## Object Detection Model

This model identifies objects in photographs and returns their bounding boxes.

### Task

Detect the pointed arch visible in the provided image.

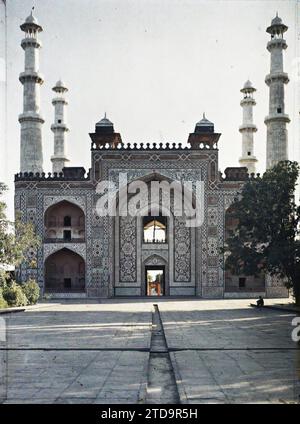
[44,200,85,241]
[112,170,198,216]
[44,248,85,293]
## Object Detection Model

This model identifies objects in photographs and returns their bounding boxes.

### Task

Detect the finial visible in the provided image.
[276,11,278,17]
[104,112,107,119]
[203,112,206,119]
[31,6,34,15]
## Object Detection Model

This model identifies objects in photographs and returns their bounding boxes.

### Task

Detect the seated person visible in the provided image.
[257,296,264,307]
[250,296,264,308]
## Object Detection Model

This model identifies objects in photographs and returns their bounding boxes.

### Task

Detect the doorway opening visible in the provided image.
[64,278,72,289]
[63,230,71,241]
[146,266,165,296]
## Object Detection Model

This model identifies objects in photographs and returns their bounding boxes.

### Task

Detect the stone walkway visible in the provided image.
[158,300,297,403]
[1,301,152,404]
[0,299,298,404]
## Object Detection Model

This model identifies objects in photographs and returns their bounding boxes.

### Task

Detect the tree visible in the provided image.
[0,183,40,284]
[224,161,300,305]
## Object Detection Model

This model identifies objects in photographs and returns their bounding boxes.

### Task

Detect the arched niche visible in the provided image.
[44,248,85,293]
[44,200,85,241]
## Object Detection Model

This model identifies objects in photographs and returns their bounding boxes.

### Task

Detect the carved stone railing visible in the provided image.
[91,141,218,151]
[221,167,262,181]
[143,239,167,244]
[44,238,86,243]
[15,170,90,182]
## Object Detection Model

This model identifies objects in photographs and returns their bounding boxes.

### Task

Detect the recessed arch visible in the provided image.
[144,253,167,266]
[44,200,85,241]
[143,216,167,243]
[44,248,85,293]
[44,245,86,262]
[113,171,198,216]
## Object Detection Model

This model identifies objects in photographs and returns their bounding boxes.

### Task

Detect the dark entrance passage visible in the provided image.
[64,278,72,289]
[45,248,85,293]
[146,266,165,296]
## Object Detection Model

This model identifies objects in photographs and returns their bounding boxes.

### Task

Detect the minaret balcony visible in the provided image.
[240,98,256,106]
[51,123,69,132]
[265,72,289,85]
[18,111,45,124]
[51,154,69,162]
[239,124,257,132]
[267,38,287,51]
[239,156,258,163]
[19,71,44,84]
[21,37,42,49]
[264,114,290,124]
[52,97,68,106]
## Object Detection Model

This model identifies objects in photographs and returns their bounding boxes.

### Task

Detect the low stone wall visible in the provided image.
[44,292,87,299]
[224,291,266,299]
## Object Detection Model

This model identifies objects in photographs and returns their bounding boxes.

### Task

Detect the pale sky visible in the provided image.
[1,0,299,218]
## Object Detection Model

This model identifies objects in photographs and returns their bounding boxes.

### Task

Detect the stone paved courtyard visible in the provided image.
[0,299,298,404]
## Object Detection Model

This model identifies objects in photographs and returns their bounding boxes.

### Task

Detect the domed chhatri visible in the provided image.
[52,80,68,93]
[20,9,43,32]
[96,113,114,127]
[271,15,282,25]
[188,112,220,148]
[266,13,288,34]
[241,80,256,93]
[25,12,38,24]
[196,113,214,128]
[195,113,214,133]
[90,113,122,147]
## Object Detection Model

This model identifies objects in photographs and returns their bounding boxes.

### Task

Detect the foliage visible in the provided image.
[0,288,8,309]
[0,183,40,282]
[0,183,41,309]
[224,161,300,305]
[0,269,7,288]
[22,279,40,305]
[2,282,28,307]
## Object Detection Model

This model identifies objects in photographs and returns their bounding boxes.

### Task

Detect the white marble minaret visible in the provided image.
[19,10,44,173]
[51,80,69,173]
[239,80,258,174]
[265,14,290,169]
